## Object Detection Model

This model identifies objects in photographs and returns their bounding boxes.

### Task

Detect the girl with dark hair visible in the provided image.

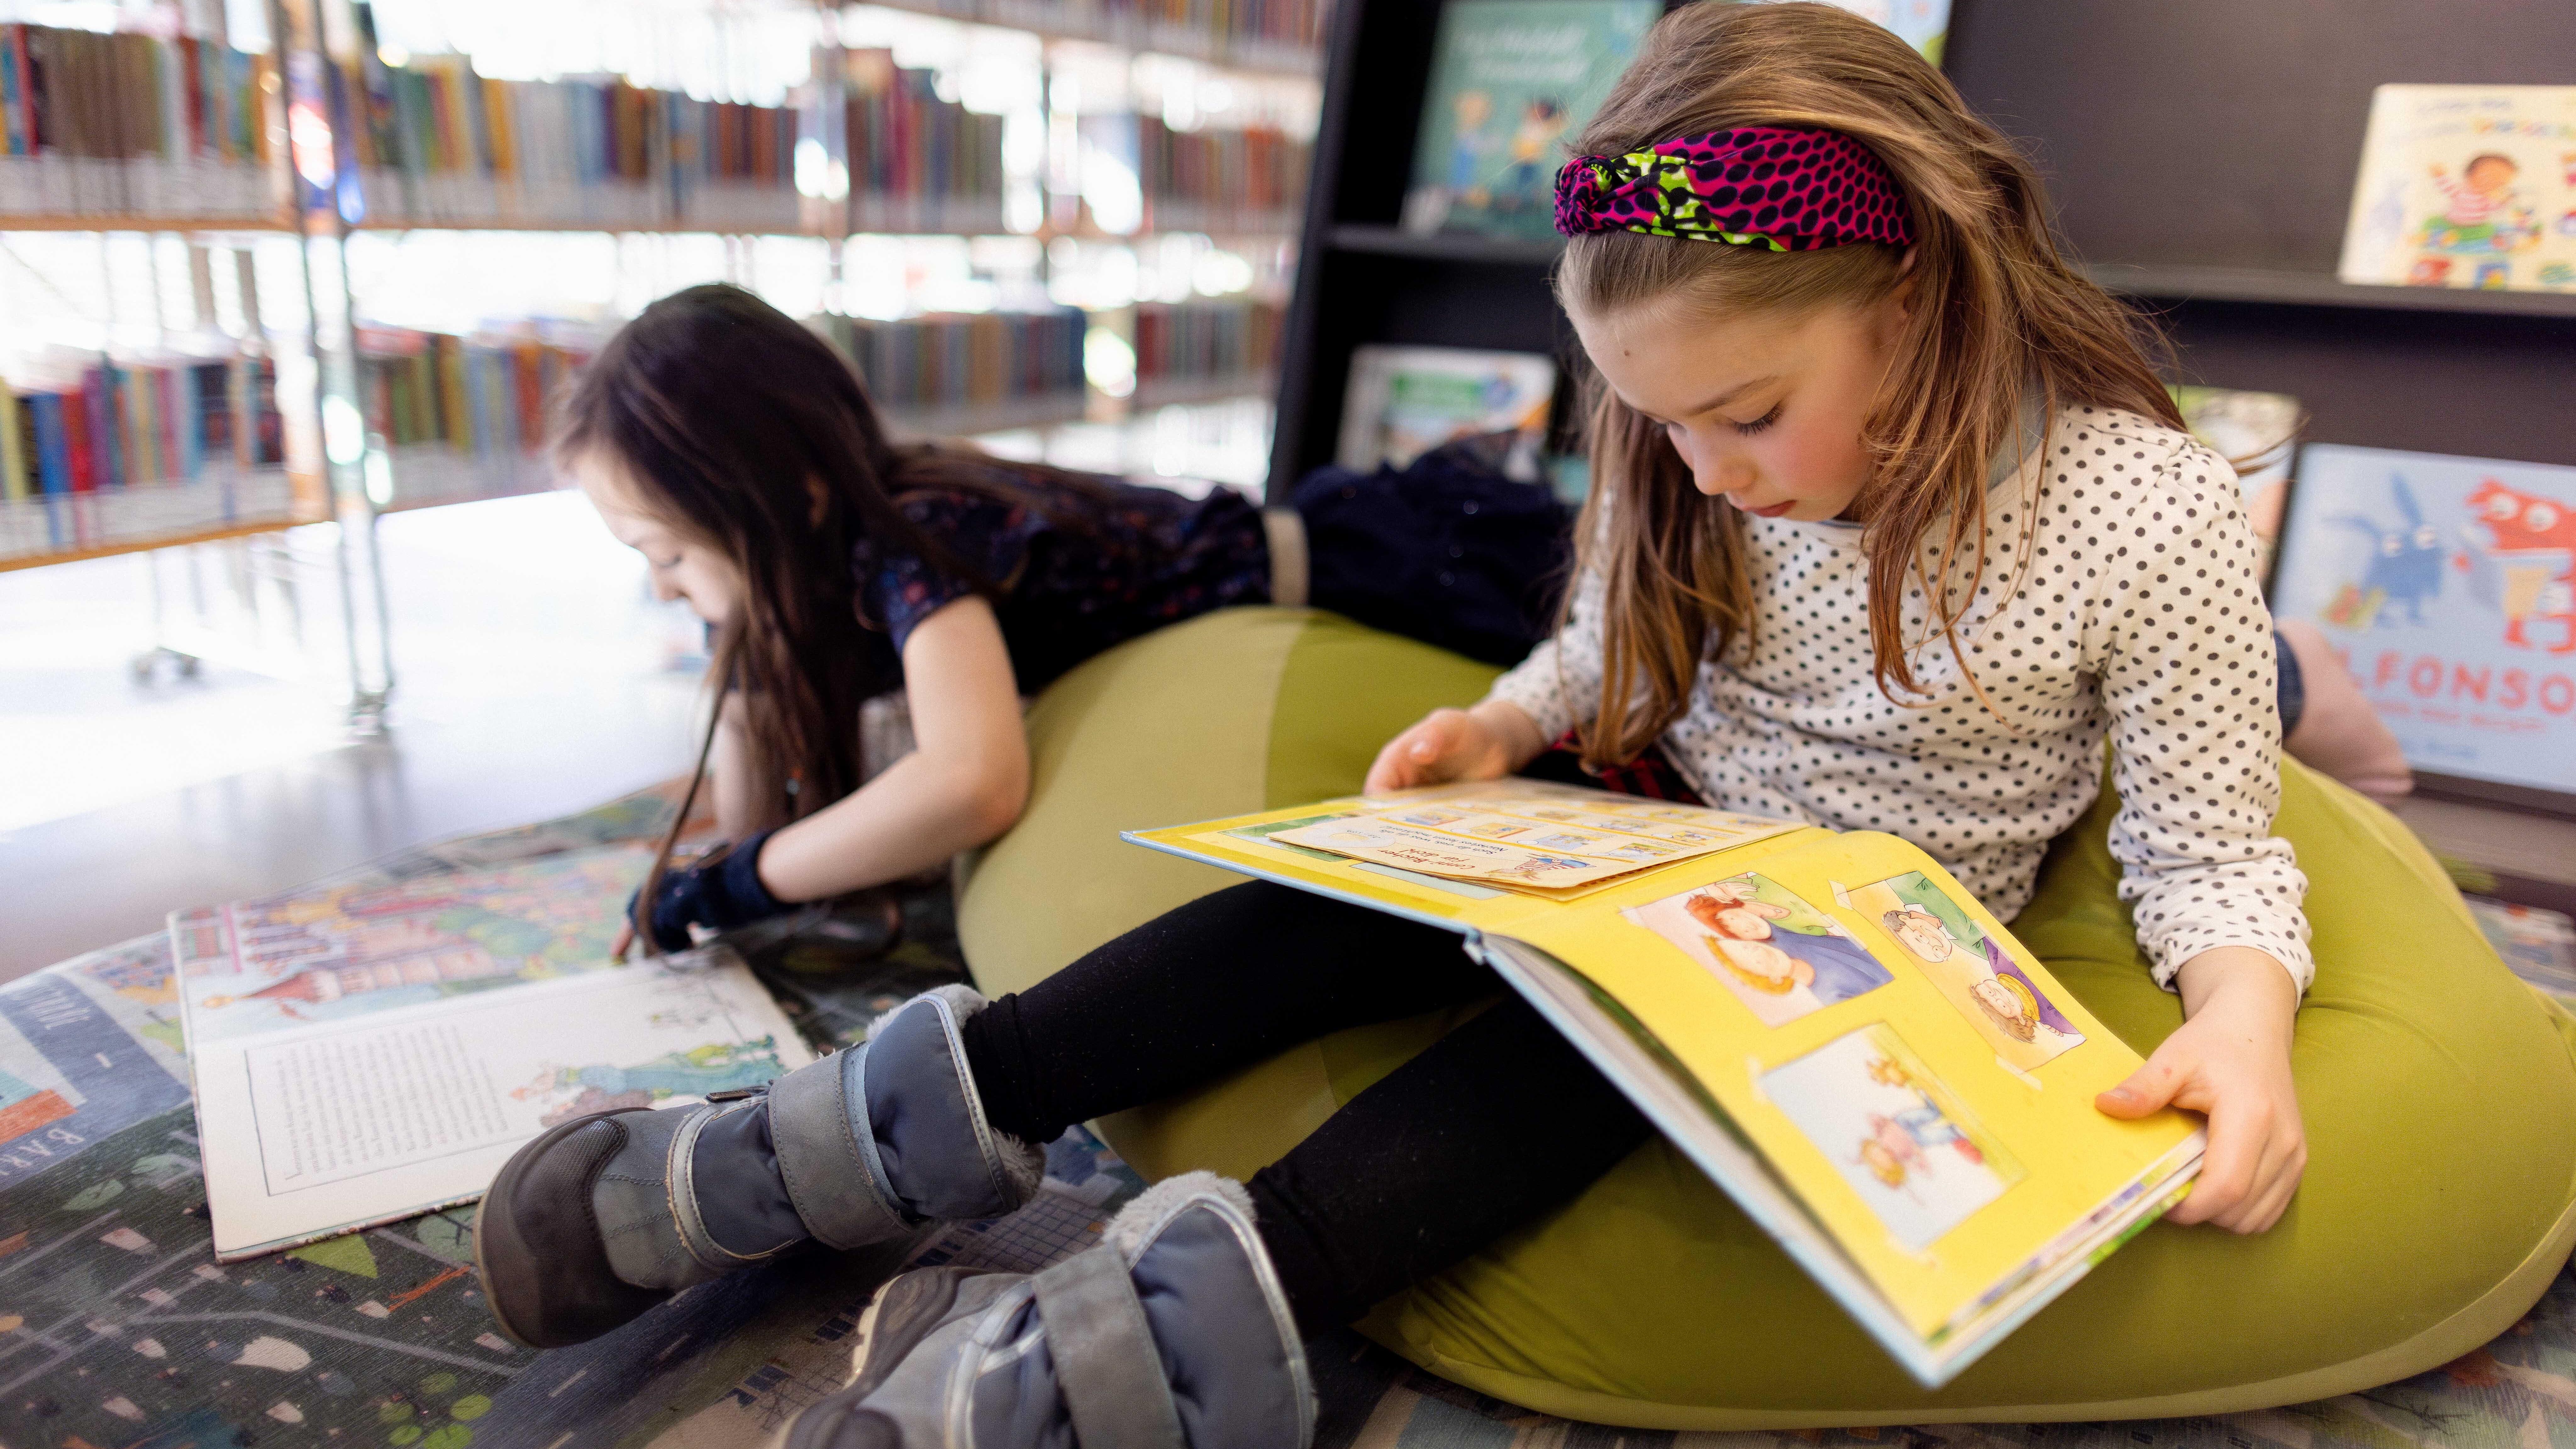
[555,282,1565,955]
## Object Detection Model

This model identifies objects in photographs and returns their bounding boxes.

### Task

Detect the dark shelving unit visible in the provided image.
[1943,0,2576,473]
[1265,0,1595,498]
[1269,0,2576,827]
[1269,0,2576,500]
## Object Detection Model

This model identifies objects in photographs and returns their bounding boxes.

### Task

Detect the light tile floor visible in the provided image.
[0,489,707,979]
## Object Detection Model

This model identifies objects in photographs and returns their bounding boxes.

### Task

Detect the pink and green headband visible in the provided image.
[1553,125,1913,251]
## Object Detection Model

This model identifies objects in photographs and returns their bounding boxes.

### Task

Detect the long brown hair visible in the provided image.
[555,283,1112,947]
[1553,1,2182,769]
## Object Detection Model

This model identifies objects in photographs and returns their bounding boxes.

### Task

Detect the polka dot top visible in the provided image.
[1487,406,2314,993]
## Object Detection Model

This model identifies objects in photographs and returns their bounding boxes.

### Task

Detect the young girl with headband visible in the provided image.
[556,284,1565,958]
[482,7,2324,1440]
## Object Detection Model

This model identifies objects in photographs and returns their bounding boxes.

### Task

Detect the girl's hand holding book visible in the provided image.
[1366,701,1549,794]
[2094,947,2308,1234]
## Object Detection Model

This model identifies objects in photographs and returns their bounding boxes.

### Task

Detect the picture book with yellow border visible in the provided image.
[1125,779,2205,1387]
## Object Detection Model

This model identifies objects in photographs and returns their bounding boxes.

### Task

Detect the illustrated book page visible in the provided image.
[1333,344,1558,482]
[1399,0,1660,243]
[182,951,811,1260]
[169,841,816,1259]
[1126,782,2203,1385]
[168,842,654,1049]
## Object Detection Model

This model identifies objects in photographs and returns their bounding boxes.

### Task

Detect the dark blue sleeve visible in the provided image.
[856,491,1041,654]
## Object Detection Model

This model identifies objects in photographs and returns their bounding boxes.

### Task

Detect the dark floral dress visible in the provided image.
[850,466,1271,693]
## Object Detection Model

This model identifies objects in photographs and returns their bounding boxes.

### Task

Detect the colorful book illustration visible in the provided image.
[1335,344,1558,482]
[169,844,810,1261]
[2173,384,2302,557]
[1400,0,1661,243]
[2468,897,2576,1005]
[2270,443,2576,800]
[2337,85,2576,293]
[1812,0,1952,64]
[1398,0,1945,247]
[1128,779,2205,1386]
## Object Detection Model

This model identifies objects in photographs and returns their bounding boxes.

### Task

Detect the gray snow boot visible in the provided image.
[778,1171,1313,1449]
[475,985,1043,1348]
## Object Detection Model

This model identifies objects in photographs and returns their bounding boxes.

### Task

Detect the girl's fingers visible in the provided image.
[1368,713,1470,794]
[2243,1147,2307,1232]
[2230,1132,2306,1233]
[2169,1094,2256,1225]
[2095,1043,2190,1119]
[2209,1135,2285,1232]
[1365,723,1437,793]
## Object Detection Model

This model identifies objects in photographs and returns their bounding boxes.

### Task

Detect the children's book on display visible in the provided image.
[2338,85,2576,293]
[1400,0,1661,242]
[169,837,811,1261]
[2172,385,2302,565]
[1396,0,1951,245]
[2271,444,2576,806]
[1128,780,2205,1386]
[1335,344,1557,482]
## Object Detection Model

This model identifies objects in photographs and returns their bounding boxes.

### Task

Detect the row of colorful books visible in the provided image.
[1137,118,1309,235]
[1132,297,1282,387]
[928,0,1325,72]
[0,352,297,563]
[0,23,276,220]
[805,308,1089,426]
[342,59,802,232]
[837,49,1008,237]
[1,353,285,499]
[355,327,597,469]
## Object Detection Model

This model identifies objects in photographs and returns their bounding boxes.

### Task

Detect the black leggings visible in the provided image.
[958,882,1651,1337]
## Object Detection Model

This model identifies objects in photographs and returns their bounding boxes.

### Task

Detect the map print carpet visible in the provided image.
[3,789,2572,1449]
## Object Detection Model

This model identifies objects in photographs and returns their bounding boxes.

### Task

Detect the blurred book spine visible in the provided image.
[973,0,1327,71]
[1132,297,1280,402]
[1,352,295,564]
[838,48,1007,236]
[1137,118,1308,236]
[354,324,597,509]
[0,22,279,224]
[806,308,1088,434]
[346,52,801,232]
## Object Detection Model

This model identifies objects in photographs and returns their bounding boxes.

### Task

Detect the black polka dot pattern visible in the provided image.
[1554,126,1915,251]
[1490,407,2314,993]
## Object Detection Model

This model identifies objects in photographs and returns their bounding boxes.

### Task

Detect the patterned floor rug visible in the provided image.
[5,789,2570,1449]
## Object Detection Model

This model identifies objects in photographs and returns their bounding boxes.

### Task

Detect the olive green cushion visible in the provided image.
[957,607,2576,1429]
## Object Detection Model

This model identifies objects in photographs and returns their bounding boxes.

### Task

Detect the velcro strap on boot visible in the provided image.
[1034,1247,1186,1449]
[769,1048,911,1250]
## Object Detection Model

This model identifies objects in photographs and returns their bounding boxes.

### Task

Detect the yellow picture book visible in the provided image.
[1125,780,2205,1387]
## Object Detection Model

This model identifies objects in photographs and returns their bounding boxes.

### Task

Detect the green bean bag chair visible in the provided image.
[956,606,2576,1429]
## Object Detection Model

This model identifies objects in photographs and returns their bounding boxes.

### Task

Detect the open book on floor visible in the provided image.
[169,845,812,1261]
[1125,780,2204,1387]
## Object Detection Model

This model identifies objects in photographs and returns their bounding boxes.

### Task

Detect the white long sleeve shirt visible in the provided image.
[1488,405,2314,992]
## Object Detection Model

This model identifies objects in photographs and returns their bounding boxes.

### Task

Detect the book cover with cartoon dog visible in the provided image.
[1127,780,2204,1387]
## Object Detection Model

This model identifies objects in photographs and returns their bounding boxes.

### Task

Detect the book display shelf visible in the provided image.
[1946,0,2576,871]
[2,0,1323,729]
[1267,0,2576,897]
[1272,0,2575,488]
